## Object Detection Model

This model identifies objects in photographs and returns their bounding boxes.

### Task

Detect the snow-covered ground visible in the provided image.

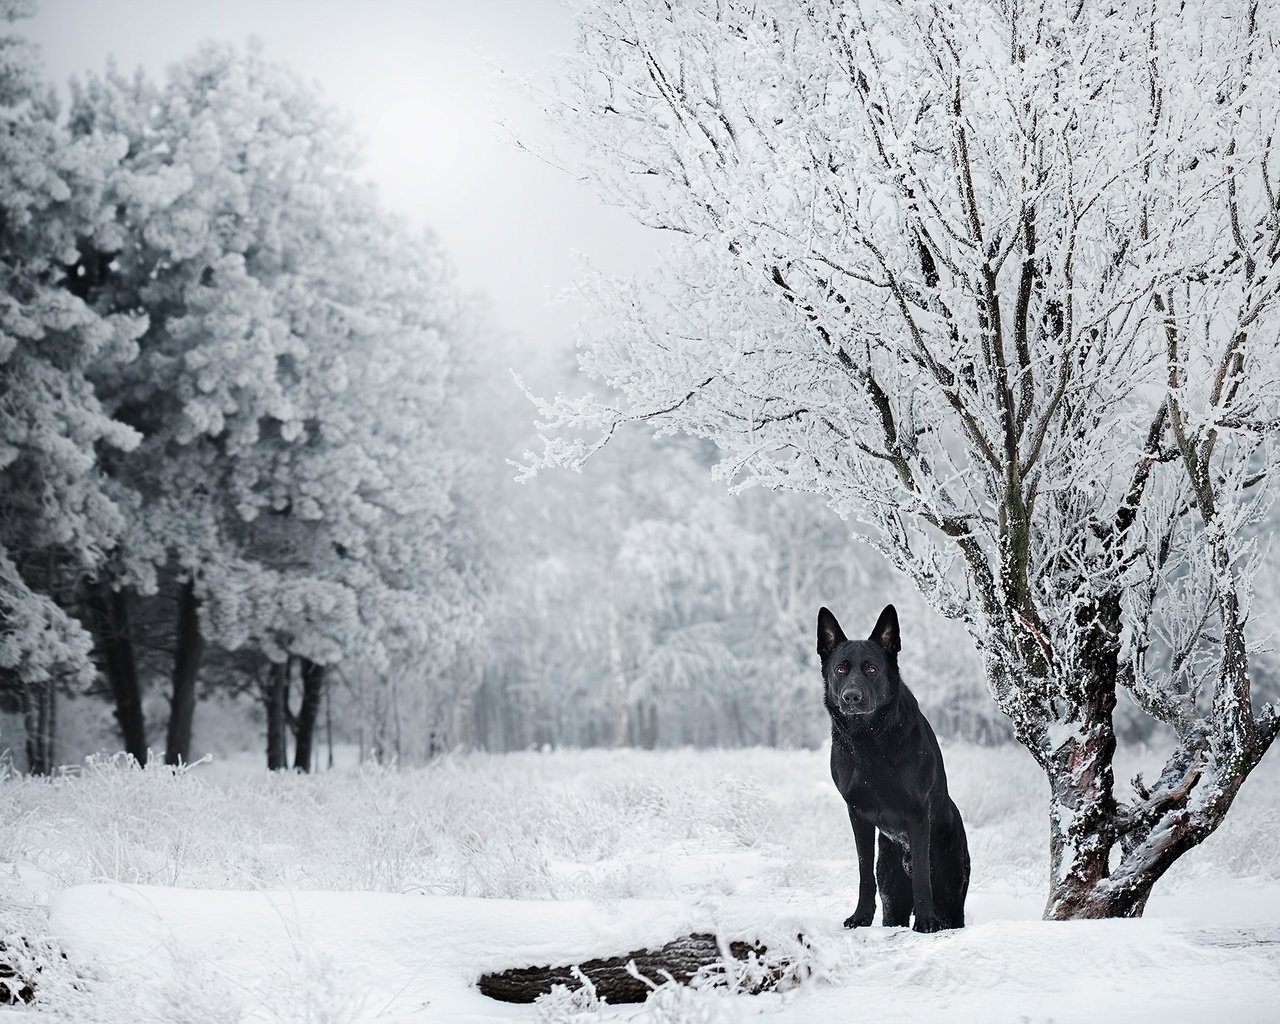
[2,743,1279,1022]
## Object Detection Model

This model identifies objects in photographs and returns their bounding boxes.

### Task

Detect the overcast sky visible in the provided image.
[26,0,663,379]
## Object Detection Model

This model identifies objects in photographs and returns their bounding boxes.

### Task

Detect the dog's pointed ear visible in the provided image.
[869,604,901,657]
[817,607,846,663]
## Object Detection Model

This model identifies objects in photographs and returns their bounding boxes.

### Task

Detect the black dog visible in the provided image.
[818,604,969,932]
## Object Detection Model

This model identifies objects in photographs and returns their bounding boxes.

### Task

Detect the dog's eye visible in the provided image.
[835,662,849,676]
[865,664,878,676]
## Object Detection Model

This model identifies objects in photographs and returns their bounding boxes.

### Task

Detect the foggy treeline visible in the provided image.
[0,20,991,771]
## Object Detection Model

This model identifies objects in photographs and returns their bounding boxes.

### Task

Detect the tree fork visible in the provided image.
[1060,771,1241,920]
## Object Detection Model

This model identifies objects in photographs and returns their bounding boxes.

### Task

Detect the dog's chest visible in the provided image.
[833,750,884,802]
[831,746,910,836]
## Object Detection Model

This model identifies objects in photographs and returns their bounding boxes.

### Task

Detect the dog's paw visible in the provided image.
[911,913,944,934]
[843,909,874,929]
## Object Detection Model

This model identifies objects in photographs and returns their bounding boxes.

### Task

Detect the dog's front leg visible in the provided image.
[907,817,941,933]
[843,813,877,928]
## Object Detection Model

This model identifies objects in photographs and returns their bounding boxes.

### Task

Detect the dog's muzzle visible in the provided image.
[839,687,865,712]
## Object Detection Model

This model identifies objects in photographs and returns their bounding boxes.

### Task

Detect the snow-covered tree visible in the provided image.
[0,0,145,771]
[68,44,482,767]
[528,0,1280,918]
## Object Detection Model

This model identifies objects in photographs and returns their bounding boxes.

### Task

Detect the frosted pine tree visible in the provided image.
[526,0,1280,918]
[70,44,481,767]
[0,0,145,771]
[201,193,482,770]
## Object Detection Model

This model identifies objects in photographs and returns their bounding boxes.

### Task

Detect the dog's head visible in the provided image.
[816,605,900,716]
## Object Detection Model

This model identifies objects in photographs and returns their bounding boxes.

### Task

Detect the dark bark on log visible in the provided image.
[0,941,37,1005]
[0,937,68,1005]
[293,659,325,772]
[164,579,203,766]
[86,584,147,764]
[266,658,291,771]
[478,933,772,1004]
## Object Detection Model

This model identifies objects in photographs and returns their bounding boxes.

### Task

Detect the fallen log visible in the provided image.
[478,932,776,1004]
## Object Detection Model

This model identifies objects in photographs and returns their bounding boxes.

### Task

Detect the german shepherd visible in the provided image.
[818,604,969,931]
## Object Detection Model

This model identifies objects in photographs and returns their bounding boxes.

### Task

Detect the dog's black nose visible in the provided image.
[843,688,863,706]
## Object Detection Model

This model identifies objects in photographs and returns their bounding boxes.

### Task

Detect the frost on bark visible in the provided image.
[529,0,1280,918]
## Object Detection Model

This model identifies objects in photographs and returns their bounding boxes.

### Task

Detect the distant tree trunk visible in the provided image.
[727,698,750,747]
[607,607,629,747]
[164,578,203,765]
[628,700,658,750]
[22,677,56,775]
[473,677,498,751]
[501,684,521,751]
[324,671,334,770]
[266,657,291,771]
[391,672,403,762]
[86,584,147,764]
[293,658,325,772]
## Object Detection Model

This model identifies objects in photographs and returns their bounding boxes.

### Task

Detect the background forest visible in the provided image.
[0,2,992,773]
[3,0,1279,792]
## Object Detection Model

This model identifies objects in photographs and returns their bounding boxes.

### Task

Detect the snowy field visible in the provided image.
[2,743,1279,1023]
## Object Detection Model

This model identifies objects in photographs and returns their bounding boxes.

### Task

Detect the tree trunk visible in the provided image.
[293,658,325,772]
[325,670,334,770]
[86,584,147,764]
[1041,600,1121,918]
[478,933,775,1004]
[390,672,402,762]
[607,608,629,747]
[1043,737,1126,919]
[21,677,56,776]
[266,657,291,771]
[164,578,203,766]
[629,700,658,750]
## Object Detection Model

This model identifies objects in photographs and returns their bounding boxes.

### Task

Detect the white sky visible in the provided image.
[25,0,664,377]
